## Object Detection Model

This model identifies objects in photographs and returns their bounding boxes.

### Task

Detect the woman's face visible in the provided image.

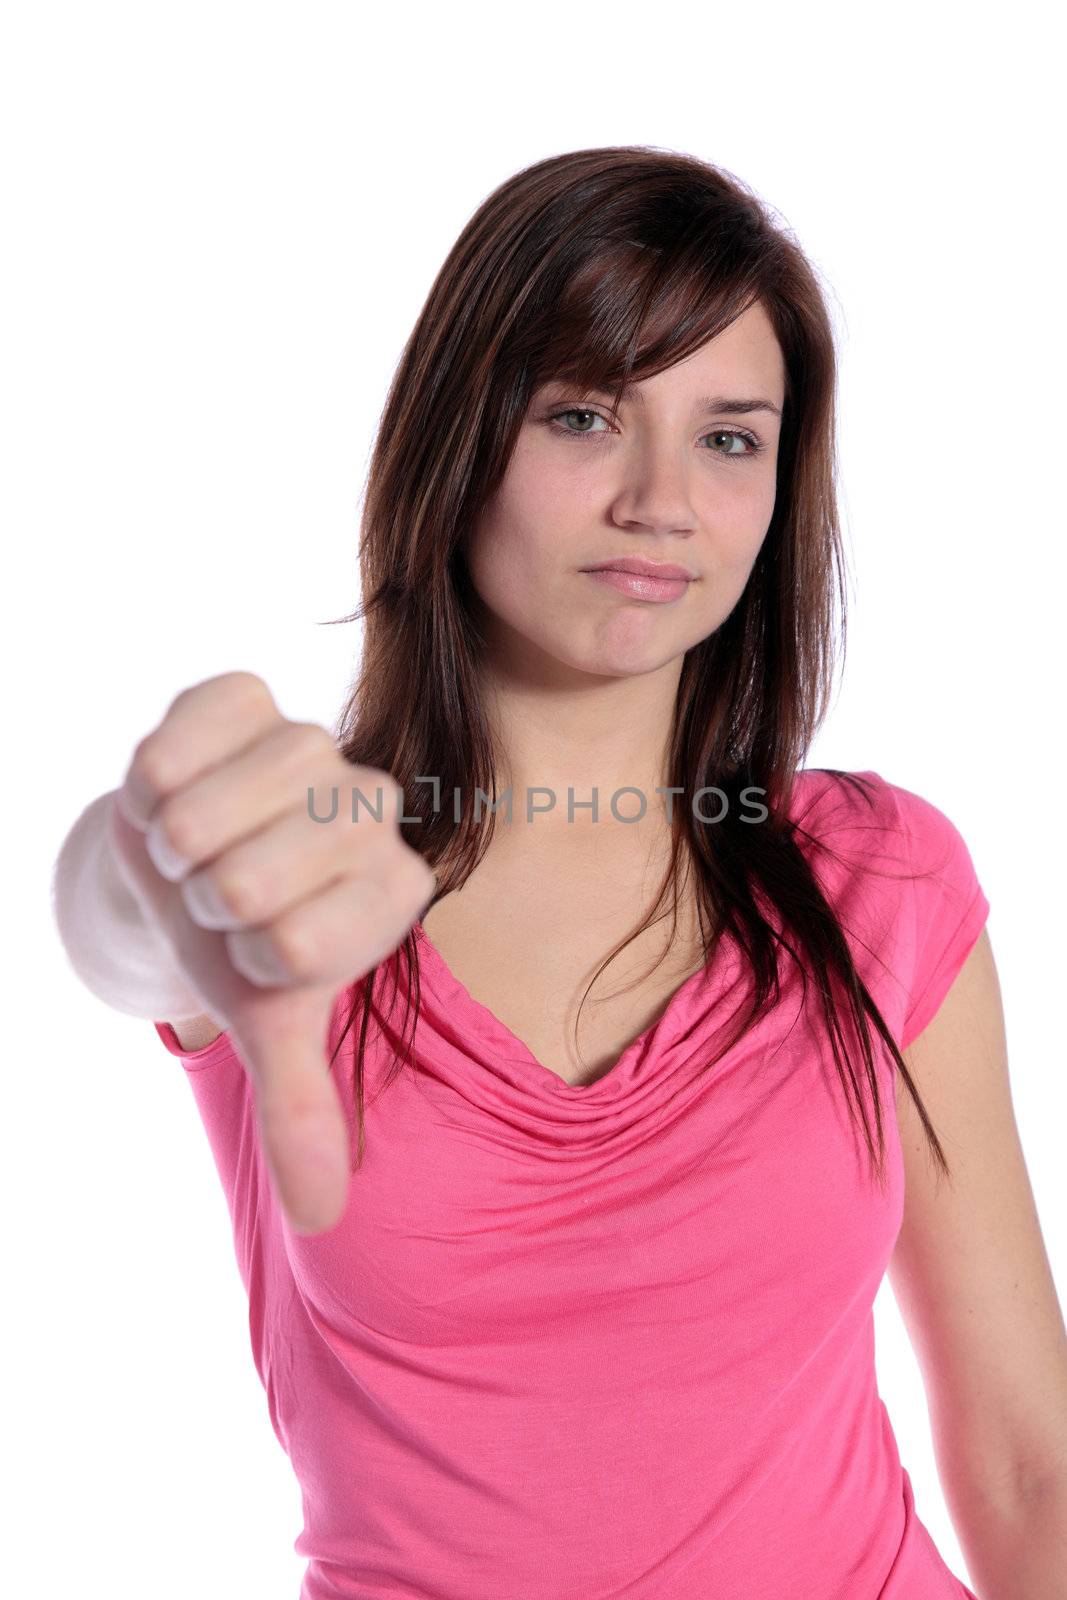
[465,300,787,682]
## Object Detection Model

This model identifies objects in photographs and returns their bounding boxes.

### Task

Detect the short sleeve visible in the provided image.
[154,1018,242,1072]
[152,981,360,1074]
[886,780,991,1050]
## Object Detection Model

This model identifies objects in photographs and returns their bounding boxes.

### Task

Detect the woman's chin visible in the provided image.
[556,641,690,681]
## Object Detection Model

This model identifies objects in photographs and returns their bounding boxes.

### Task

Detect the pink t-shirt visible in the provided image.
[155,767,989,1599]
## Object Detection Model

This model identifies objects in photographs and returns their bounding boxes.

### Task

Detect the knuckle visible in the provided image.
[270,909,320,980]
[221,670,273,700]
[219,672,278,724]
[236,678,283,728]
[285,720,337,764]
[164,685,197,715]
[204,670,273,705]
[153,798,203,862]
[171,672,276,720]
[209,861,262,922]
[129,732,178,796]
[305,776,344,827]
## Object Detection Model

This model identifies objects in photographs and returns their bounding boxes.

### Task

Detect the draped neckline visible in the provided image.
[410,916,743,1100]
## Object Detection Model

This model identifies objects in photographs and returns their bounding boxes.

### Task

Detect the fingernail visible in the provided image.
[146,822,192,880]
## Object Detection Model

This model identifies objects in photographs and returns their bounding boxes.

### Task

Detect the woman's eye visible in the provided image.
[703,428,759,457]
[545,409,761,459]
[549,408,608,435]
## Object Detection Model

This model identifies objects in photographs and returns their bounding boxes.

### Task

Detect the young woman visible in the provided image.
[54,146,1067,1598]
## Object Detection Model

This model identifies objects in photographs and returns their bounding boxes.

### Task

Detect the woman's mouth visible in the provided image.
[582,568,693,603]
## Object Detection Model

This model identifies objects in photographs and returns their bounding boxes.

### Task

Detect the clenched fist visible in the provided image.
[107,671,436,1236]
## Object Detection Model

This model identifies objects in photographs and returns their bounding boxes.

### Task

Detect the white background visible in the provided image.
[5,2,1063,1596]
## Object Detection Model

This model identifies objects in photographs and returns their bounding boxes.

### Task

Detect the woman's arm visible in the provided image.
[888,926,1067,1596]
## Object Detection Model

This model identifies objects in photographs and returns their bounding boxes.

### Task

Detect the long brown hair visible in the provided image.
[323,144,949,1192]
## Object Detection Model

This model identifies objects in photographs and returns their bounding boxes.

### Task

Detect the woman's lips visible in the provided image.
[583,568,692,603]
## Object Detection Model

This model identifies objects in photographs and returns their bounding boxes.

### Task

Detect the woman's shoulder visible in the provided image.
[787,765,896,836]
[788,766,987,902]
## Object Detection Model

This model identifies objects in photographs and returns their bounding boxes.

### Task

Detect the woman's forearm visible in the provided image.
[51,789,206,1021]
[953,1469,1067,1599]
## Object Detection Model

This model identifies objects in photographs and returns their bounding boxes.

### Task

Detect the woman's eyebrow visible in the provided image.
[692,394,782,419]
[551,383,781,420]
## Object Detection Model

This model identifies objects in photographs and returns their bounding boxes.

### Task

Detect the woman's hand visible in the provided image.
[108,671,435,1236]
